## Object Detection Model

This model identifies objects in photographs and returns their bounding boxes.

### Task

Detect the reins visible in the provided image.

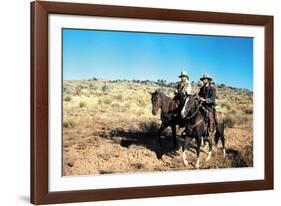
[185,100,205,129]
[185,101,201,120]
[190,119,204,128]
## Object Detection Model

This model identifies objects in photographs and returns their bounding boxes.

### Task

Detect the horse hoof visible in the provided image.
[195,159,200,169]
[183,151,188,166]
[206,151,212,162]
[200,137,204,146]
[223,149,226,158]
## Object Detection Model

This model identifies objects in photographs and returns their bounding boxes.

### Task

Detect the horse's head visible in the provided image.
[149,90,161,115]
[181,94,197,118]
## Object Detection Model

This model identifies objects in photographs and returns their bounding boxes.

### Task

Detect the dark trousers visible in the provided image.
[200,105,218,132]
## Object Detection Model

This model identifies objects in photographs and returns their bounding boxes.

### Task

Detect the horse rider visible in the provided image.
[174,71,192,106]
[198,74,218,132]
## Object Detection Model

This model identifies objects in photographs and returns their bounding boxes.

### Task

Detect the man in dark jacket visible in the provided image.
[198,74,218,132]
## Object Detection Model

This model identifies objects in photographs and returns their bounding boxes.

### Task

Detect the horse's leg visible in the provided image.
[182,137,191,166]
[206,135,213,162]
[214,131,219,146]
[171,124,177,152]
[216,113,226,157]
[195,138,201,169]
[200,137,204,147]
[158,123,167,146]
[182,138,187,166]
[221,131,226,157]
[205,118,215,161]
[215,124,226,158]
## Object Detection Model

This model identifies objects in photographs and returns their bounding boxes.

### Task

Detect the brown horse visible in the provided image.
[150,90,184,152]
[181,94,226,168]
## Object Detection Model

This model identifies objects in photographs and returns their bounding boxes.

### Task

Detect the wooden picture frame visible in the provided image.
[31,1,274,204]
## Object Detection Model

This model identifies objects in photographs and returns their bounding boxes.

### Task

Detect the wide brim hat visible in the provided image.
[200,74,212,81]
[178,71,189,78]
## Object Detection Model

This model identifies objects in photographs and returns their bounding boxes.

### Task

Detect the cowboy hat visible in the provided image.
[200,74,212,81]
[178,71,189,78]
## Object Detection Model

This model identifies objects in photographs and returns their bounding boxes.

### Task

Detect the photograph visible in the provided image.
[62,28,254,176]
[30,1,274,204]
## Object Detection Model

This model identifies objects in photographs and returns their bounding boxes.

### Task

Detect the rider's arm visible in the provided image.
[198,87,203,97]
[205,87,216,104]
[174,83,180,94]
[185,84,192,95]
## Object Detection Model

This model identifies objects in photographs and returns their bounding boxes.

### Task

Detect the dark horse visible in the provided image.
[150,90,184,152]
[180,94,226,168]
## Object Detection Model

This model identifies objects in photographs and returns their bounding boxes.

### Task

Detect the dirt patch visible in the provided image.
[63,125,253,176]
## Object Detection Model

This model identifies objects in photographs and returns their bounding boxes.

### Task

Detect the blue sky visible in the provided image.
[63,29,253,90]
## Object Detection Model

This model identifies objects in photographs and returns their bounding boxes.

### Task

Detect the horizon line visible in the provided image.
[63,78,253,92]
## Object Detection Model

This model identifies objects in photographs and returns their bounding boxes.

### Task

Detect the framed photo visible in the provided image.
[30,1,274,204]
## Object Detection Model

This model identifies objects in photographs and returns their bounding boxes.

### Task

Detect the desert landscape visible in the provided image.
[63,79,253,176]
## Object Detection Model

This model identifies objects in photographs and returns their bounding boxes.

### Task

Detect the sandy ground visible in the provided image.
[63,126,253,176]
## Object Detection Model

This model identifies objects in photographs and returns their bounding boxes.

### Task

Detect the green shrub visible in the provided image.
[115,94,123,101]
[221,101,231,110]
[224,114,237,128]
[103,98,112,105]
[64,96,72,101]
[101,84,109,92]
[244,107,253,114]
[63,119,77,128]
[136,98,146,107]
[136,109,145,116]
[241,145,253,167]
[79,101,87,108]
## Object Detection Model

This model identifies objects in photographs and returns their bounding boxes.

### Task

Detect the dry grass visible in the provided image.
[63,79,253,176]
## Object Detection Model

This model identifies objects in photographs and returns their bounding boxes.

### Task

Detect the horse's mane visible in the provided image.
[156,90,172,101]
